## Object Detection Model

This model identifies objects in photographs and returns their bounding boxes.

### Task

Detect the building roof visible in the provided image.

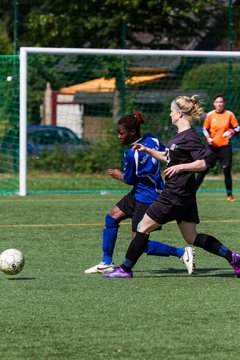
[59,74,167,94]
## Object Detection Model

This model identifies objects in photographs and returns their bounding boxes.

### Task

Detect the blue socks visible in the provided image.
[102,214,185,265]
[102,214,119,264]
[145,240,184,258]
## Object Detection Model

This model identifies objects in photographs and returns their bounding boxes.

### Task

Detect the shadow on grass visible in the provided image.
[135,267,235,278]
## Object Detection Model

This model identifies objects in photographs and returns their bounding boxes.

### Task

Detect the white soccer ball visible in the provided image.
[0,248,25,275]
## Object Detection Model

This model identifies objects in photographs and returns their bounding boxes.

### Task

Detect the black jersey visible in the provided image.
[164,128,211,198]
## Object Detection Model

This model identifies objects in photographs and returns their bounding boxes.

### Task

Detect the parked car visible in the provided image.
[0,125,89,155]
[27,125,88,155]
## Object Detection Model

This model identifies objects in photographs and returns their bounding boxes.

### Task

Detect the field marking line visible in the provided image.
[1,195,238,203]
[0,198,123,203]
[0,219,239,228]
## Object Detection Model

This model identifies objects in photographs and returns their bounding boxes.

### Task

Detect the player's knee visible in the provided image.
[137,218,156,234]
[105,214,120,228]
[137,219,146,233]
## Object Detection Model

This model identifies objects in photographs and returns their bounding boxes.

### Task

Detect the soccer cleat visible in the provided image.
[103,266,133,278]
[227,195,235,202]
[85,262,114,274]
[230,252,240,278]
[181,247,195,275]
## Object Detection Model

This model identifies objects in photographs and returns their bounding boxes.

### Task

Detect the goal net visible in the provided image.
[1,48,240,195]
[0,55,19,194]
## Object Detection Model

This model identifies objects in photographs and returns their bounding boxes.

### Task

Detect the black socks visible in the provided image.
[194,233,232,262]
[121,231,149,271]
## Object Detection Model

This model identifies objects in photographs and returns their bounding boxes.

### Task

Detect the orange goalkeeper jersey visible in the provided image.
[204,109,239,147]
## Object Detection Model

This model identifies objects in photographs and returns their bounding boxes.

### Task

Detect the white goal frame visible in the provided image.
[19,47,240,196]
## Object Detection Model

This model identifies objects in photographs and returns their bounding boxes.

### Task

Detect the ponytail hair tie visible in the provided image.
[133,112,144,124]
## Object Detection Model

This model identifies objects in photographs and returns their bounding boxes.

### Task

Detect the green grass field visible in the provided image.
[0,192,239,360]
[27,173,240,193]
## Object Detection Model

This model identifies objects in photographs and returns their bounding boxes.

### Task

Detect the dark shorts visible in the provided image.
[116,192,151,232]
[208,145,232,167]
[146,191,199,225]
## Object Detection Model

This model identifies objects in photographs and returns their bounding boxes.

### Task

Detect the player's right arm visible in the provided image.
[203,127,213,144]
[132,143,167,162]
[202,114,214,144]
[202,116,214,144]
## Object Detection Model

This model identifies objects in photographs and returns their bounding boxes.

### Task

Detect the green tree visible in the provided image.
[1,0,227,50]
[0,20,13,54]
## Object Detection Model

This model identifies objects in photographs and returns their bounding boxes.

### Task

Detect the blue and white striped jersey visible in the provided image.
[123,133,165,204]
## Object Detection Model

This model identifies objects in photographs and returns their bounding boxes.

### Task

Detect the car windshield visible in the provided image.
[29,129,79,145]
[58,129,79,144]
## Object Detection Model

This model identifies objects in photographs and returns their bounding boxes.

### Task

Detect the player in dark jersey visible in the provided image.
[85,112,195,275]
[104,96,240,279]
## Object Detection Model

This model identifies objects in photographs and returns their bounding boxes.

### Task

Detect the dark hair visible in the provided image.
[118,112,144,134]
[213,94,225,101]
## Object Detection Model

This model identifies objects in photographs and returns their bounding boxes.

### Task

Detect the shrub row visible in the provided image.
[26,142,240,175]
[28,141,124,174]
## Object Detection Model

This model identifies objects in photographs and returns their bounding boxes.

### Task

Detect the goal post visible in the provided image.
[8,48,240,195]
[19,48,27,196]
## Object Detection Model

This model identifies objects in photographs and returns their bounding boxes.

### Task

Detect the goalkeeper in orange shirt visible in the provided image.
[196,94,240,201]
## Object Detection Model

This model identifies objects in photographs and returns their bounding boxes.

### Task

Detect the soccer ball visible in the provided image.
[0,248,25,275]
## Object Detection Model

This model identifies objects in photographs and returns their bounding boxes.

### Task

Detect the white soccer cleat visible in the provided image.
[85,261,114,274]
[181,247,195,275]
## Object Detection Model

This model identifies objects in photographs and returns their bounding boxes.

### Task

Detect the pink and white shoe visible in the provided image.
[230,252,240,278]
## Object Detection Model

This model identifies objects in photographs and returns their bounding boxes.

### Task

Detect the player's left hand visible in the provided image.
[223,128,235,139]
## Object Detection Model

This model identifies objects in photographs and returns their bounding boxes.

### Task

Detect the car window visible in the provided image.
[31,130,61,145]
[27,127,82,147]
[58,129,79,144]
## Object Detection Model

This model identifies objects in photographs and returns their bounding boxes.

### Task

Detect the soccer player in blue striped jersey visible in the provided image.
[85,112,195,275]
